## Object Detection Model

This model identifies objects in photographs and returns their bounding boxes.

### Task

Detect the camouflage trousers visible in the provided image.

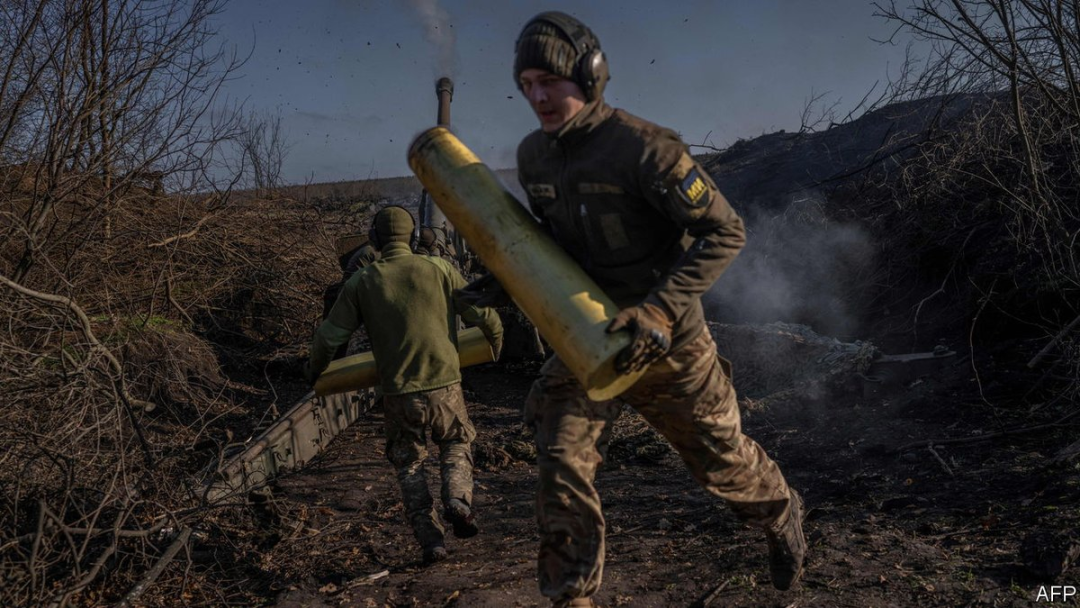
[383,383,476,549]
[524,326,795,602]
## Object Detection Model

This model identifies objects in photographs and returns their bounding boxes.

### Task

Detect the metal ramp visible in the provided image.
[202,388,376,504]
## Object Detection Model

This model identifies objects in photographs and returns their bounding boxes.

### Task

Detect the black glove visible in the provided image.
[455,272,511,308]
[303,360,320,388]
[606,303,673,374]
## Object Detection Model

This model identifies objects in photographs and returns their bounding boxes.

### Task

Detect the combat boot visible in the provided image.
[422,543,448,565]
[766,489,806,590]
[444,498,479,539]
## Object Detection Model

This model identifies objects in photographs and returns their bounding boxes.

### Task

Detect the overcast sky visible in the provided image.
[212,0,916,183]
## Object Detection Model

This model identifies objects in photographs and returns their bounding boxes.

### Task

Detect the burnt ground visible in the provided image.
[237,351,1080,608]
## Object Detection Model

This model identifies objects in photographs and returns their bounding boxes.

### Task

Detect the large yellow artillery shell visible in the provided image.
[408,127,646,400]
[314,326,494,396]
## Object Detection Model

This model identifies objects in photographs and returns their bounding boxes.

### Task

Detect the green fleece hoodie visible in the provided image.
[308,241,502,395]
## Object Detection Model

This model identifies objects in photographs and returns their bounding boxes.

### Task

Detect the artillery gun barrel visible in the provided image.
[423,77,455,231]
[436,77,453,127]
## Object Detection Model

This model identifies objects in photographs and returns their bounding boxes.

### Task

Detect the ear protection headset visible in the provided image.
[517,11,609,101]
[367,204,417,251]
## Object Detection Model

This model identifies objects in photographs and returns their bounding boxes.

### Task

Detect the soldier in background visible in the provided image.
[462,12,806,606]
[307,206,503,564]
[321,241,379,321]
[320,240,381,360]
[415,226,441,257]
[346,242,379,272]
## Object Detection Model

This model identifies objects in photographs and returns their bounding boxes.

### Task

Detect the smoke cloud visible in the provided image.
[705,192,876,339]
[404,0,458,77]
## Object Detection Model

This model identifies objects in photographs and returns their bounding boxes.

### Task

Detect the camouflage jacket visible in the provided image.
[517,100,746,350]
[309,242,503,395]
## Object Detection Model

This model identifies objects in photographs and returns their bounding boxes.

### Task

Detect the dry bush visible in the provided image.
[0,1,377,603]
[120,320,225,413]
[857,0,1080,406]
[0,284,171,606]
[0,189,365,605]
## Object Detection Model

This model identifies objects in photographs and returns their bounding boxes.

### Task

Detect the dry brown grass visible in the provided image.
[0,182,372,605]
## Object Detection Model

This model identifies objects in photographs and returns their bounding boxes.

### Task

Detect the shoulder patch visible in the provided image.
[526,183,556,199]
[679,168,709,208]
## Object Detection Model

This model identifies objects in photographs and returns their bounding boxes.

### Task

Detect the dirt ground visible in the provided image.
[238,348,1080,608]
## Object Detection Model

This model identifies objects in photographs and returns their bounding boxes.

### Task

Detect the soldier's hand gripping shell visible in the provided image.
[606,303,674,374]
[454,272,511,309]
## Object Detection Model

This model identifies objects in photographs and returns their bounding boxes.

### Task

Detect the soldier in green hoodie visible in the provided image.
[307,205,503,564]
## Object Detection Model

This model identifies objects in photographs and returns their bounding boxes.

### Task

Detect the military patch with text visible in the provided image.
[679,168,709,207]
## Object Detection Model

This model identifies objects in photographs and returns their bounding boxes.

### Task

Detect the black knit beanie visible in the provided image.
[514,19,579,85]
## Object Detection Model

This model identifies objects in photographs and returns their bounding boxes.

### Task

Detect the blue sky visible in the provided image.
[212,1,915,183]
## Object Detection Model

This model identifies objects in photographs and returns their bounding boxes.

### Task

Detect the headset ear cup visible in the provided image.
[592,50,608,99]
[579,49,608,100]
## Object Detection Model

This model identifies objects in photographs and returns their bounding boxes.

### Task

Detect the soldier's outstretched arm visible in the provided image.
[306,274,365,384]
